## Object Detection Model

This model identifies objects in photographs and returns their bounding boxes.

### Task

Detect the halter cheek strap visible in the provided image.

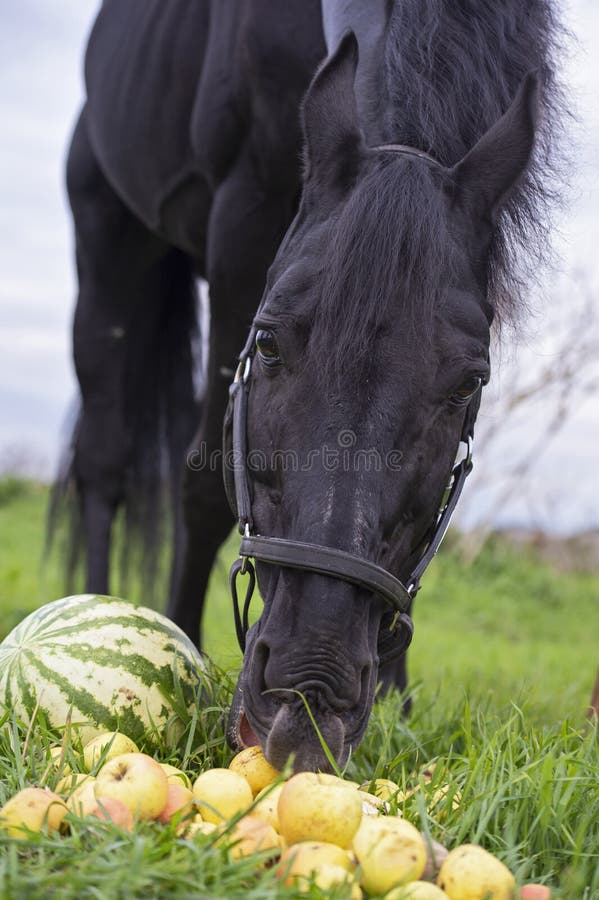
[223,328,476,658]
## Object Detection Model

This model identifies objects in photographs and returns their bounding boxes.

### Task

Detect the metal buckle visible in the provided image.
[239,522,251,573]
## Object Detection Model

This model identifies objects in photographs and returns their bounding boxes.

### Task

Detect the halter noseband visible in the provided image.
[223,143,476,664]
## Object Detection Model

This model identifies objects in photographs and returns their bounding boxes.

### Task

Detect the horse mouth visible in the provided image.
[237,708,260,748]
[226,682,263,751]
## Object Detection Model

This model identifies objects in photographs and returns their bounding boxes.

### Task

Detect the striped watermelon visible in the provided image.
[0,595,204,748]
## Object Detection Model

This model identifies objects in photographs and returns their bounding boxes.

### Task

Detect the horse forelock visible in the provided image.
[305,157,457,388]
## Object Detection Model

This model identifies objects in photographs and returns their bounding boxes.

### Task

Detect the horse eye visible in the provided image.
[450,375,482,405]
[255,329,280,365]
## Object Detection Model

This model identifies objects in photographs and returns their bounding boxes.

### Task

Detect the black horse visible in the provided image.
[61,0,563,769]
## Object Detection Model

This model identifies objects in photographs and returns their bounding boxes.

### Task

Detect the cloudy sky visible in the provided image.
[1,1,598,533]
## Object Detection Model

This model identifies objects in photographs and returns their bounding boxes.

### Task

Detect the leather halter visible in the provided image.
[223,143,477,662]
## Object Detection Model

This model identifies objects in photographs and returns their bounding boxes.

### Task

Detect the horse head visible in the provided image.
[227,35,540,771]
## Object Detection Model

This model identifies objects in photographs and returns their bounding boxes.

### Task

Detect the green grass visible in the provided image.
[0,480,598,897]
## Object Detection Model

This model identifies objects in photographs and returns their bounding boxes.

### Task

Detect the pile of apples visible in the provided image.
[0,732,551,900]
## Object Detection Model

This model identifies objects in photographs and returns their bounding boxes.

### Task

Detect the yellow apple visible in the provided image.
[277,840,355,886]
[159,763,192,790]
[226,814,282,861]
[314,773,360,790]
[277,772,363,848]
[437,844,515,900]
[94,752,168,820]
[386,882,450,899]
[0,787,67,838]
[66,778,98,816]
[55,773,93,796]
[252,783,285,831]
[48,746,72,776]
[359,777,401,802]
[427,784,461,819]
[228,746,282,796]
[312,864,362,898]
[89,797,135,831]
[353,815,426,894]
[184,817,218,838]
[358,789,389,814]
[192,768,253,825]
[83,732,140,772]
[156,783,195,826]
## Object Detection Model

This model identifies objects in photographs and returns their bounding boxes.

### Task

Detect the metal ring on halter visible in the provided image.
[230,556,256,653]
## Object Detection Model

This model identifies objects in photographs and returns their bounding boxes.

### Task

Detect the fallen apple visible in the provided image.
[89,797,135,831]
[0,787,67,838]
[307,863,361,897]
[83,732,140,772]
[276,840,355,886]
[55,773,93,796]
[48,746,71,776]
[159,763,192,790]
[359,777,402,802]
[358,789,389,815]
[353,814,426,894]
[156,783,195,826]
[66,778,98,816]
[277,772,363,848]
[386,880,450,899]
[228,746,281,796]
[314,773,360,790]
[519,886,552,900]
[94,752,168,820]
[437,844,515,900]
[192,768,253,824]
[252,782,285,831]
[184,817,218,838]
[226,814,282,862]
[421,835,449,881]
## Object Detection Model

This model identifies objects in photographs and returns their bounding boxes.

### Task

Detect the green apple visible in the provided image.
[94,752,168,820]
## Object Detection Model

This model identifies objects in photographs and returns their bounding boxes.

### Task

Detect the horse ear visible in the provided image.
[301,31,365,193]
[451,72,540,224]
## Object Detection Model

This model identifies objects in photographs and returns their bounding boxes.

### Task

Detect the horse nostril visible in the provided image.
[359,662,372,705]
[251,640,270,694]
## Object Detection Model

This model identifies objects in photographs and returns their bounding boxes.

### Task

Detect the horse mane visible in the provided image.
[382,0,568,318]
[310,0,568,383]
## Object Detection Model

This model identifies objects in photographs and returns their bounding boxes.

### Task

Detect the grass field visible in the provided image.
[0,478,598,897]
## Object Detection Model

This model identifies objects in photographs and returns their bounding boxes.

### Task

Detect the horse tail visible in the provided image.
[46,249,202,606]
